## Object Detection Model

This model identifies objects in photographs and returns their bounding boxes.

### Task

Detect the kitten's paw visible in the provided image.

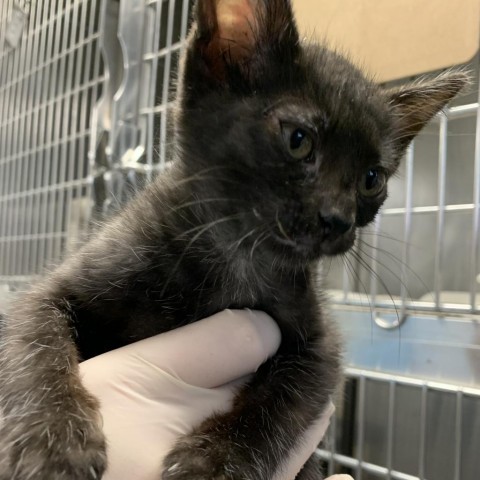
[162,434,250,480]
[0,412,106,480]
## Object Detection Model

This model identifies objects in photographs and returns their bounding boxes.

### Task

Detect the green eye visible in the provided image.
[359,168,386,197]
[282,124,314,161]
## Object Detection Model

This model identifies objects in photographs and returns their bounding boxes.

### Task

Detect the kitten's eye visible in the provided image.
[359,168,386,197]
[281,124,314,161]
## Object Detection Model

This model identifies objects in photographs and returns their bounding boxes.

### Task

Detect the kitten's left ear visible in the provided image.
[386,71,470,153]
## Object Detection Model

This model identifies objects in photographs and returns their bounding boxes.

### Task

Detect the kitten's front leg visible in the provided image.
[162,334,339,480]
[0,293,106,480]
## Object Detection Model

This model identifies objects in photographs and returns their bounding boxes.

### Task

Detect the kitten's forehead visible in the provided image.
[300,45,386,120]
[294,45,392,159]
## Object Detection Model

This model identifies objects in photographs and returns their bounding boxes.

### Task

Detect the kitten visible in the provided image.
[0,0,468,479]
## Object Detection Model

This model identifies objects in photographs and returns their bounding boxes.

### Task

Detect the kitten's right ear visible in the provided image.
[184,0,299,88]
[386,71,470,155]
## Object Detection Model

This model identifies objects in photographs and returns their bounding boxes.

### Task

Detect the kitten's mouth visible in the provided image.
[272,226,355,258]
[273,233,355,258]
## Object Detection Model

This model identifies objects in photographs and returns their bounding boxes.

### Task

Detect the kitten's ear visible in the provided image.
[386,71,470,153]
[188,0,299,86]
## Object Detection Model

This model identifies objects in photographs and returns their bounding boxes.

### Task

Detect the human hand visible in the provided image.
[80,309,348,480]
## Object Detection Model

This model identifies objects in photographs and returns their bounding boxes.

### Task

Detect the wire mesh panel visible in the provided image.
[139,0,191,172]
[318,368,480,480]
[0,0,105,285]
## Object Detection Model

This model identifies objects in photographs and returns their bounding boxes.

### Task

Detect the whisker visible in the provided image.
[360,231,410,245]
[250,231,271,260]
[227,227,260,255]
[355,245,417,302]
[348,250,402,327]
[173,212,248,240]
[275,211,292,242]
[165,198,235,215]
[342,254,374,312]
[161,213,247,296]
[359,241,430,295]
[342,254,375,343]
[352,246,405,359]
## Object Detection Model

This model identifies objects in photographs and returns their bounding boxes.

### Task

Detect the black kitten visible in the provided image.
[0,1,467,479]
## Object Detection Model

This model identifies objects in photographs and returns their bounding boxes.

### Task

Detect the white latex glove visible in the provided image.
[80,309,353,480]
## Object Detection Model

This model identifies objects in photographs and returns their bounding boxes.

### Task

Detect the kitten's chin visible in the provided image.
[320,236,355,257]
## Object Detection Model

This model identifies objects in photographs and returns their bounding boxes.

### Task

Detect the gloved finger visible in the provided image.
[81,309,281,390]
[136,309,280,388]
[88,370,241,480]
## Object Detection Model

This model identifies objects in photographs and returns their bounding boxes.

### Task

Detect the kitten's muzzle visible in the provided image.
[316,211,355,256]
[272,201,355,257]
[319,213,353,238]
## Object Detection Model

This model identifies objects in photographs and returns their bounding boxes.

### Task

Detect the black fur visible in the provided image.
[0,1,468,479]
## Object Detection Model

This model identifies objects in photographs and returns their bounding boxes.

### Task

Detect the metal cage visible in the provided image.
[0,0,105,284]
[1,1,479,479]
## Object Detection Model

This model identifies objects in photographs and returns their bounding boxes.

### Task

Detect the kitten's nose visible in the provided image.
[320,214,353,237]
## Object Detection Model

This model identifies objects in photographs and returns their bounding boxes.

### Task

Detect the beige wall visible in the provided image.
[293,0,480,82]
